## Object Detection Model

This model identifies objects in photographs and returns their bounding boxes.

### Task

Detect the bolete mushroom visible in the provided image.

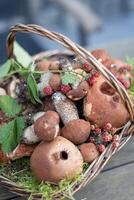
[30,136,83,183]
[91,49,111,63]
[7,76,20,98]
[37,60,60,71]
[52,92,79,124]
[79,143,99,163]
[49,74,61,91]
[0,87,6,96]
[84,75,129,128]
[34,111,60,142]
[66,81,89,101]
[61,119,91,145]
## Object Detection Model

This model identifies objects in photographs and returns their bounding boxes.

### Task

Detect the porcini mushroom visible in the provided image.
[30,136,83,183]
[37,60,60,71]
[7,76,20,98]
[66,81,89,101]
[34,111,60,142]
[61,119,91,145]
[49,74,61,91]
[52,92,79,124]
[0,87,6,96]
[79,143,99,163]
[91,49,111,63]
[84,75,129,128]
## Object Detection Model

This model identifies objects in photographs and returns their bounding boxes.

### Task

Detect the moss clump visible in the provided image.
[0,158,87,200]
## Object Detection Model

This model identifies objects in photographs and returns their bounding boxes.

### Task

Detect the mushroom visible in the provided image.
[42,97,56,112]
[0,87,6,96]
[52,92,79,124]
[61,119,91,145]
[34,111,60,142]
[37,60,60,71]
[84,75,129,128]
[49,74,61,91]
[30,136,83,183]
[66,81,89,101]
[91,49,111,63]
[79,143,99,163]
[8,143,36,161]
[7,76,20,98]
[22,112,45,144]
[0,143,36,164]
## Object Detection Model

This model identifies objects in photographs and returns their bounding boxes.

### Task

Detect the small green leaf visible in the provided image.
[0,96,22,117]
[0,59,12,79]
[15,116,26,143]
[61,71,81,86]
[14,41,32,67]
[0,120,16,153]
[27,74,42,104]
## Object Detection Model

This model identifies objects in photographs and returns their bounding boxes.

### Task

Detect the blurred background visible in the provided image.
[0,0,134,64]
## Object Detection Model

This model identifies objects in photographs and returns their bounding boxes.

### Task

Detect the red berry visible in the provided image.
[89,137,95,143]
[93,71,100,78]
[102,132,112,142]
[117,77,130,89]
[112,141,119,149]
[43,86,53,96]
[82,62,93,72]
[124,65,131,72]
[110,127,117,134]
[94,127,101,135]
[60,84,71,94]
[112,134,119,142]
[98,144,106,153]
[87,76,96,86]
[104,123,112,131]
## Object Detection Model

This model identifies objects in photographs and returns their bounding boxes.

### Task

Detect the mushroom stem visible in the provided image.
[52,92,79,124]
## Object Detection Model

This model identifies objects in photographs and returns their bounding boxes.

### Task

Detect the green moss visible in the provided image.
[0,158,87,200]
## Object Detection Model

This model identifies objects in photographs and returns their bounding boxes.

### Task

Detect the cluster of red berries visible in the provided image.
[117,76,130,89]
[89,123,119,153]
[82,62,100,86]
[43,84,72,96]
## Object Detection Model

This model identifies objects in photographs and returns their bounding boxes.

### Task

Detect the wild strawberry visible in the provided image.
[89,137,95,143]
[93,71,100,78]
[110,127,117,134]
[87,76,96,86]
[60,84,71,94]
[94,127,101,135]
[43,86,53,96]
[102,132,112,142]
[112,141,119,149]
[98,144,106,153]
[104,123,112,131]
[82,62,93,72]
[112,134,119,142]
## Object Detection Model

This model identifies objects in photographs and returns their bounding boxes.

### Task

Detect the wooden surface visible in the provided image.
[0,137,134,200]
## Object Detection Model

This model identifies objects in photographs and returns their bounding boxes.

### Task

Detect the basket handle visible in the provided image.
[6,24,134,121]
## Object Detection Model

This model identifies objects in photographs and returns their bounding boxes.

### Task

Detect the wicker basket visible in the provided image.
[0,24,134,200]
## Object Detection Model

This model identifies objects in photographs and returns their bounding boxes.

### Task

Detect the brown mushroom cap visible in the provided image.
[61,119,91,145]
[66,81,89,101]
[37,60,59,71]
[84,76,129,128]
[30,136,83,183]
[79,143,99,163]
[34,111,60,142]
[91,49,111,63]
[49,74,61,91]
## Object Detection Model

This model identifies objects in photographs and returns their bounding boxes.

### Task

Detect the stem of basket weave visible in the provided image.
[6,24,134,126]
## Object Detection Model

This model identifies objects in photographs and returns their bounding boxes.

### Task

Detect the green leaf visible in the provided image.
[27,74,42,104]
[0,120,16,153]
[0,117,26,153]
[14,41,32,67]
[61,71,81,86]
[0,59,12,79]
[15,116,26,143]
[0,96,22,117]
